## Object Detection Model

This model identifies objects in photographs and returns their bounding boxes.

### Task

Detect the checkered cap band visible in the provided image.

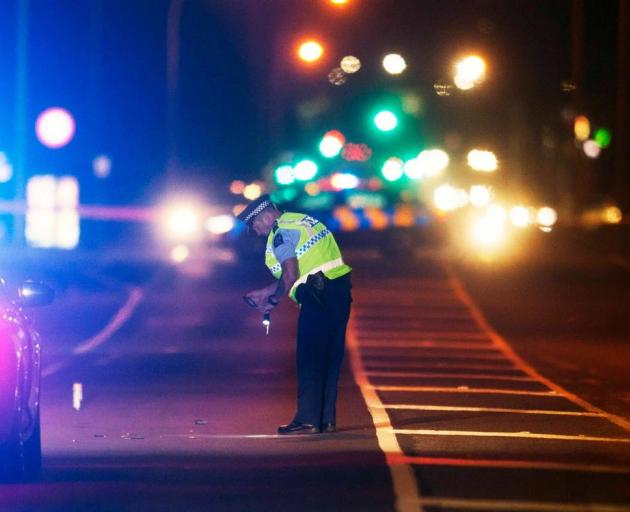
[243,199,271,224]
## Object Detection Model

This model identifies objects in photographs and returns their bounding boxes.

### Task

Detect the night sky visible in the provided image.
[0,0,621,205]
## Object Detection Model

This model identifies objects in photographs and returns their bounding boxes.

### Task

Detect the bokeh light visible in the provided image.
[330,172,359,190]
[374,110,398,131]
[382,53,407,74]
[381,157,404,181]
[574,115,590,141]
[298,40,324,63]
[594,127,612,148]
[583,139,601,159]
[537,206,558,227]
[293,159,318,180]
[328,67,347,85]
[469,185,491,208]
[454,55,486,90]
[206,214,235,234]
[467,149,498,172]
[0,153,13,183]
[340,55,361,73]
[243,183,263,200]
[230,180,246,194]
[319,130,345,157]
[433,184,468,212]
[417,149,449,177]
[92,155,112,178]
[603,206,622,224]
[510,206,531,227]
[274,165,295,185]
[171,244,190,264]
[403,158,422,179]
[164,204,202,240]
[35,107,76,149]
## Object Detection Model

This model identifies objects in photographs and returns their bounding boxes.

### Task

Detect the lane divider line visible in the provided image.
[372,385,556,396]
[366,371,536,382]
[410,496,630,511]
[347,315,422,512]
[444,263,630,432]
[388,455,630,474]
[359,341,498,350]
[42,287,144,378]
[363,361,519,371]
[390,428,630,443]
[72,288,144,355]
[382,404,605,417]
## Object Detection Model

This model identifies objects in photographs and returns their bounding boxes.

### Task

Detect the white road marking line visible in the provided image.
[73,288,144,354]
[364,352,512,361]
[347,316,422,512]
[390,428,630,443]
[391,455,630,474]
[359,340,496,350]
[382,404,604,417]
[355,330,490,339]
[363,361,518,371]
[372,385,556,396]
[411,496,630,511]
[42,287,144,378]
[161,434,299,439]
[444,263,630,433]
[366,371,536,382]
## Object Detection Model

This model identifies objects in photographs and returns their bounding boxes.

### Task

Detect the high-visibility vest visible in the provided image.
[265,212,351,301]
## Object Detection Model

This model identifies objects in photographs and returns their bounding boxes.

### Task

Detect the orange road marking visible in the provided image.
[382,404,604,417]
[371,385,557,396]
[366,371,536,382]
[390,428,630,443]
[409,496,630,511]
[389,455,630,474]
[347,317,422,512]
[359,340,496,350]
[443,263,630,433]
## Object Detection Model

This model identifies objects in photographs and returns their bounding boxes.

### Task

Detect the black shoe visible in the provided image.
[277,421,320,435]
[321,423,336,433]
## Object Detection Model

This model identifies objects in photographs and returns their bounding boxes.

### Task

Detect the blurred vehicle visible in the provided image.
[0,280,54,480]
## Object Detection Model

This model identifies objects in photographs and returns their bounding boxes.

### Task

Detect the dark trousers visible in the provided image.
[294,274,352,426]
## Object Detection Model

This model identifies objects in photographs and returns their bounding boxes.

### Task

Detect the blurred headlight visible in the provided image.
[164,204,202,240]
[206,214,235,235]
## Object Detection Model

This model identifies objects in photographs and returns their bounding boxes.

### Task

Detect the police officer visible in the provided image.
[237,195,352,435]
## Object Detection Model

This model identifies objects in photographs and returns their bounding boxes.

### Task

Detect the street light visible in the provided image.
[454,55,486,90]
[374,110,398,131]
[297,40,324,63]
[382,53,407,75]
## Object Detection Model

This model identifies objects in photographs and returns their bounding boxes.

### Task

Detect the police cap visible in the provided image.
[236,194,274,225]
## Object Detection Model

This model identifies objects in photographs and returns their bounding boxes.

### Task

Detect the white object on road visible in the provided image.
[72,382,83,411]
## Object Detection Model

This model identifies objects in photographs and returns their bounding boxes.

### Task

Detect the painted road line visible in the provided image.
[359,340,496,349]
[390,455,630,474]
[363,351,512,361]
[371,385,559,396]
[382,404,606,417]
[389,428,630,443]
[362,361,519,371]
[354,329,490,339]
[409,496,630,511]
[73,287,144,354]
[42,287,144,378]
[366,371,536,382]
[444,263,630,433]
[347,316,422,512]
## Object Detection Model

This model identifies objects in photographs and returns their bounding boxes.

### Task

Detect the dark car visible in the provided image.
[0,280,54,480]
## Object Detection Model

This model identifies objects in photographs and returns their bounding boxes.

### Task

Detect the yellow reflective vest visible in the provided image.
[265,212,351,301]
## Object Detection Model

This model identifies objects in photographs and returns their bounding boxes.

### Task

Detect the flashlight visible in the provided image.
[262,312,271,336]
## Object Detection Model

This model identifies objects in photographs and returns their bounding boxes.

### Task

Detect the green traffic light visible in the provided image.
[594,128,612,149]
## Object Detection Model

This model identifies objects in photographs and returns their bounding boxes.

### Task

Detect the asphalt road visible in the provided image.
[0,229,629,512]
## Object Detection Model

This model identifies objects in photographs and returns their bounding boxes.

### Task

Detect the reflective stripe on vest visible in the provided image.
[265,212,351,301]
